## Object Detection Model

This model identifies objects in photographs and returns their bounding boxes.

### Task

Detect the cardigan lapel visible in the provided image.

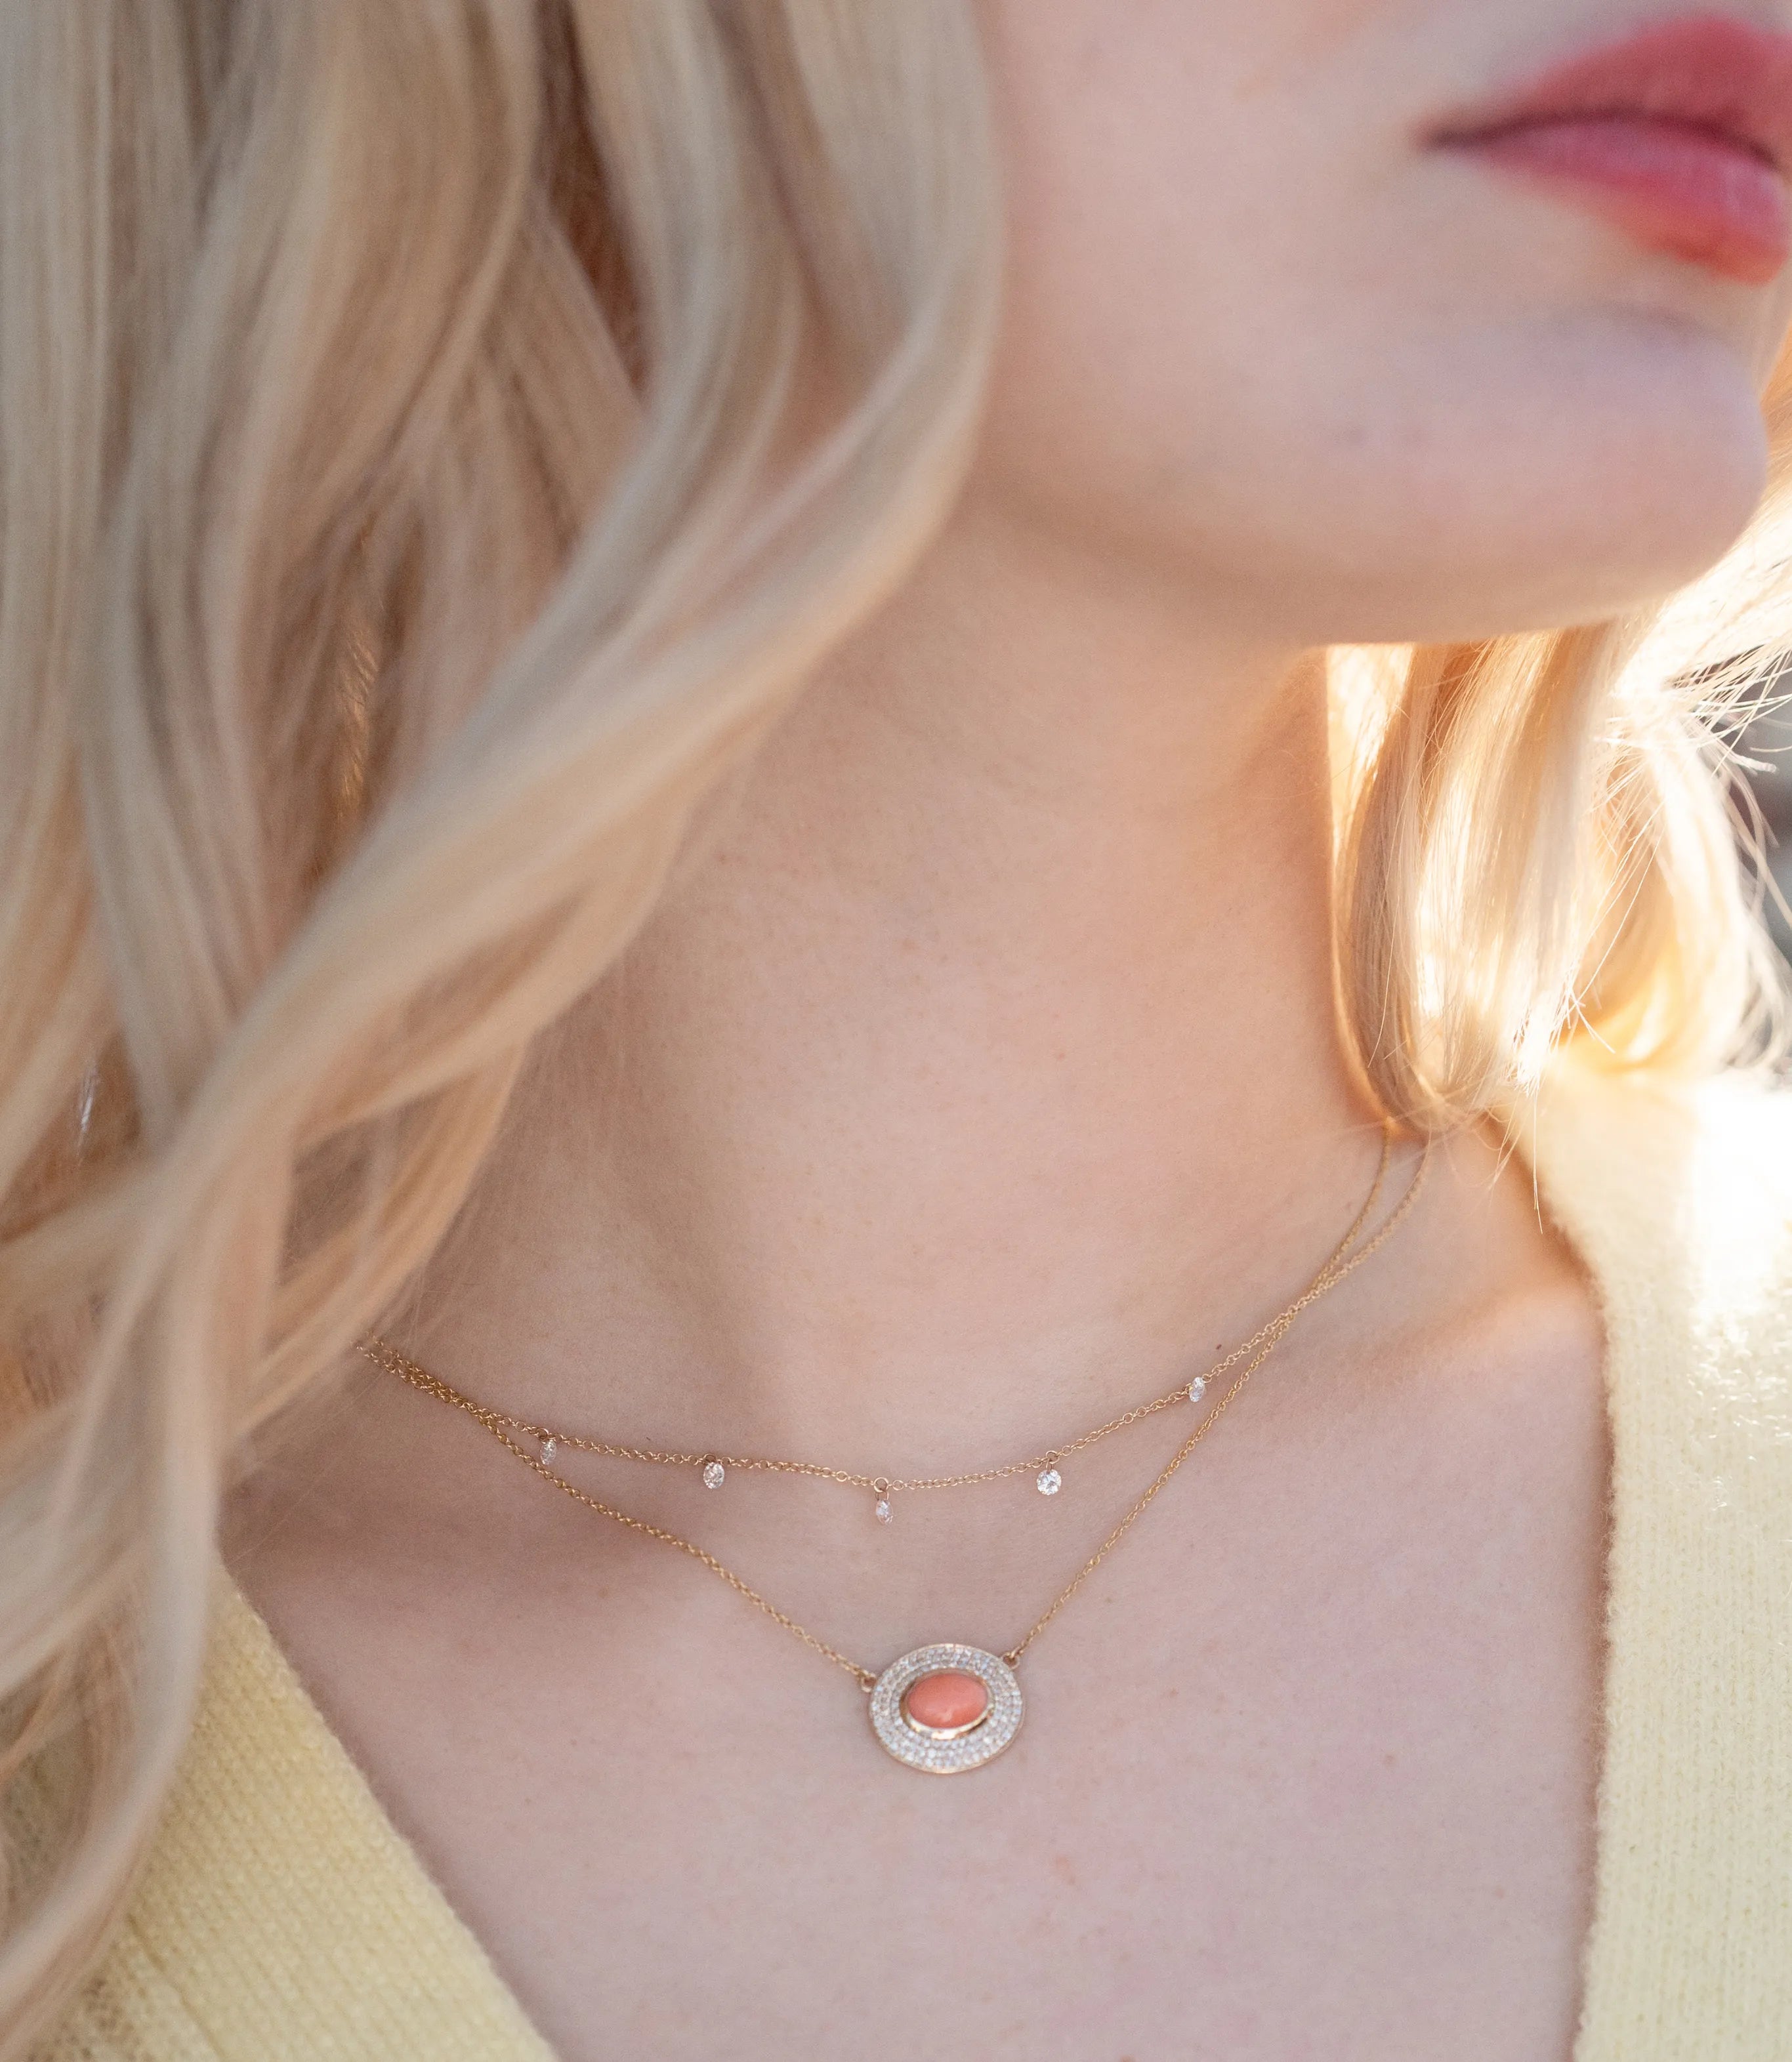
[59,1573,558,2062]
[1510,1063,1792,2062]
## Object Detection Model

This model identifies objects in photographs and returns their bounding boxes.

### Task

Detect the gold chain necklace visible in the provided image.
[365,1132,1428,1773]
[363,1134,1397,1519]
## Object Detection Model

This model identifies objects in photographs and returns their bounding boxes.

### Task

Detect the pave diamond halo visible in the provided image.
[869,1644,1024,1773]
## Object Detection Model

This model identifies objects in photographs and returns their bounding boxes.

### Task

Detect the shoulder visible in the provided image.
[1504,1054,1792,1534]
[1517,1057,1792,1360]
[1522,1053,1792,1219]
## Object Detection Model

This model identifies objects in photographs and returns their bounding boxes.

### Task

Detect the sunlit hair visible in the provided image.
[0,0,1785,2046]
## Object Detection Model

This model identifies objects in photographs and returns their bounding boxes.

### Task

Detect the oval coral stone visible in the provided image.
[901,1670,990,1735]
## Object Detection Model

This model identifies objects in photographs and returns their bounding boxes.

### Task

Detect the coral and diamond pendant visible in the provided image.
[867,1644,1024,1773]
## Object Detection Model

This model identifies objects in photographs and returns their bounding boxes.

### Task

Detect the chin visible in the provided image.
[1280,330,1774,644]
[1284,513,1768,648]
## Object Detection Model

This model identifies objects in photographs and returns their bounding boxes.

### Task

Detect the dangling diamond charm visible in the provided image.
[702,1460,726,1489]
[872,1480,894,1523]
[1187,1374,1208,1403]
[539,1434,558,1465]
[1035,1467,1062,1496]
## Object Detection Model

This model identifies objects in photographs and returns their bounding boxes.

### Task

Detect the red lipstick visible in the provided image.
[1427,14,1792,285]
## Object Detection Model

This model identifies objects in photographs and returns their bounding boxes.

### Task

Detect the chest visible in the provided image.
[238,1340,1608,2062]
[415,1617,1593,2060]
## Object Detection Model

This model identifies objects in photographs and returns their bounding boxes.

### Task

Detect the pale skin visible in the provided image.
[227,2,1792,2058]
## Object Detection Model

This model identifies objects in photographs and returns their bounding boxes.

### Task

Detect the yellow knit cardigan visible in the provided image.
[34,1061,1792,2059]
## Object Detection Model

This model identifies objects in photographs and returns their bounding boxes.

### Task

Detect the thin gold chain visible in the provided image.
[362,1130,1395,1496]
[370,1136,1428,1690]
[1005,1146,1428,1664]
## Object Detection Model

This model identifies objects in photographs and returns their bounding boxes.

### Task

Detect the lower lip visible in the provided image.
[1442,115,1789,285]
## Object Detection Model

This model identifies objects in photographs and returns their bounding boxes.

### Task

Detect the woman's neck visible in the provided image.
[395,503,1385,1466]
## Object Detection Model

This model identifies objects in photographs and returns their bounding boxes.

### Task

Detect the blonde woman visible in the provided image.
[4,1,1791,2057]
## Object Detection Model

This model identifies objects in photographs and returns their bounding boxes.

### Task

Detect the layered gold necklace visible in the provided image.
[362,1128,1428,1773]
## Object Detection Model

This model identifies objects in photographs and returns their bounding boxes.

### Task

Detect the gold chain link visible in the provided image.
[365,1132,1428,1689]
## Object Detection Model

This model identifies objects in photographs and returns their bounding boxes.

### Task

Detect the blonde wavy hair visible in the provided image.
[0,0,1787,2047]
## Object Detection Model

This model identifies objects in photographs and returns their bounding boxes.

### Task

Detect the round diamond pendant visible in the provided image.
[1187,1374,1207,1403]
[1035,1467,1062,1495]
[701,1460,726,1489]
[869,1645,1024,1773]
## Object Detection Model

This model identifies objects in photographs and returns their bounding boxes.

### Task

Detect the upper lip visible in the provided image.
[1425,12,1792,177]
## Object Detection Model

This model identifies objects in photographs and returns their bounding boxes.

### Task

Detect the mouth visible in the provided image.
[1423,13,1792,285]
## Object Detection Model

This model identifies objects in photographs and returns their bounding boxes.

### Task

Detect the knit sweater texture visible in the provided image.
[33,1059,1792,2059]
